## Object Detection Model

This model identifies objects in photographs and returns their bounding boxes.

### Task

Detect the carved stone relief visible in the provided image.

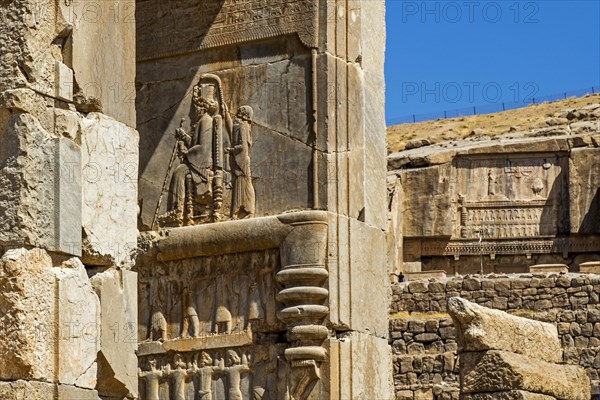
[138,249,282,343]
[136,0,318,62]
[452,154,567,240]
[138,346,287,400]
[454,155,563,202]
[155,74,256,228]
[137,211,331,400]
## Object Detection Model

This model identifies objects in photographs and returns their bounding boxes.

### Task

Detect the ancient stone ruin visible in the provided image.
[448,297,590,400]
[387,100,600,276]
[386,96,600,400]
[0,0,389,399]
[1,1,599,399]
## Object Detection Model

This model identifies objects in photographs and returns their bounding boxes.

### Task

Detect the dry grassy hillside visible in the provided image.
[387,93,600,153]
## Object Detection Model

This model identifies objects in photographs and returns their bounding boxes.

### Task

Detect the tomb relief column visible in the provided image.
[135,0,389,398]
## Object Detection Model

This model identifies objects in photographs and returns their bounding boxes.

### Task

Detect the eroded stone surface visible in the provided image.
[0,111,82,255]
[459,391,556,400]
[460,350,590,400]
[0,249,99,387]
[448,297,562,363]
[329,331,393,400]
[0,248,56,381]
[81,113,139,267]
[0,381,100,400]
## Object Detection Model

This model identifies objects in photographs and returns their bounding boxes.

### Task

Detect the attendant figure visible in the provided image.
[487,169,496,196]
[225,350,251,400]
[149,279,167,342]
[181,286,200,338]
[225,105,256,219]
[165,355,189,400]
[139,359,163,400]
[190,352,219,400]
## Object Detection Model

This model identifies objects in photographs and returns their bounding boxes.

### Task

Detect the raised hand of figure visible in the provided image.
[175,118,187,140]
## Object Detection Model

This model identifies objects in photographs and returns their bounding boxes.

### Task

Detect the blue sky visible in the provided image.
[385,0,600,125]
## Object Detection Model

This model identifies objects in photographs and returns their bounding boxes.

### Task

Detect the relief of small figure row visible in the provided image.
[466,207,546,223]
[140,350,251,400]
[146,275,277,342]
[461,224,551,239]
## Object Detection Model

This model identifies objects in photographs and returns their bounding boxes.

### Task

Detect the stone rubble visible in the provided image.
[448,297,590,400]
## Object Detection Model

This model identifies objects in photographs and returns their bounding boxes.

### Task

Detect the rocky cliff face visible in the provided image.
[387,98,600,275]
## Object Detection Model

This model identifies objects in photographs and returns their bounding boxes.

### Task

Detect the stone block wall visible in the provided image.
[390,273,600,399]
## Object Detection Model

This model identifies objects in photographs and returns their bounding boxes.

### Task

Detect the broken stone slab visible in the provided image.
[459,391,556,400]
[460,350,590,400]
[528,264,569,274]
[579,261,600,273]
[448,297,562,363]
[90,269,138,399]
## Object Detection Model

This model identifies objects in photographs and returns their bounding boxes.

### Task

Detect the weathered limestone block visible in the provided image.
[58,1,136,126]
[0,248,56,381]
[0,249,99,386]
[448,297,562,363]
[460,350,590,400]
[0,110,82,255]
[81,113,139,267]
[328,331,393,400]
[56,258,100,389]
[406,270,447,280]
[0,0,71,98]
[580,261,600,273]
[54,108,81,141]
[363,69,388,230]
[91,269,138,398]
[459,391,556,400]
[57,384,100,400]
[328,215,389,338]
[0,381,55,399]
[529,264,569,273]
[387,174,403,276]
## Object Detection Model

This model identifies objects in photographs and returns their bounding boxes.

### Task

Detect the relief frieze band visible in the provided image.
[138,211,331,400]
[451,153,568,242]
[405,236,600,259]
[137,0,318,62]
[138,346,286,400]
